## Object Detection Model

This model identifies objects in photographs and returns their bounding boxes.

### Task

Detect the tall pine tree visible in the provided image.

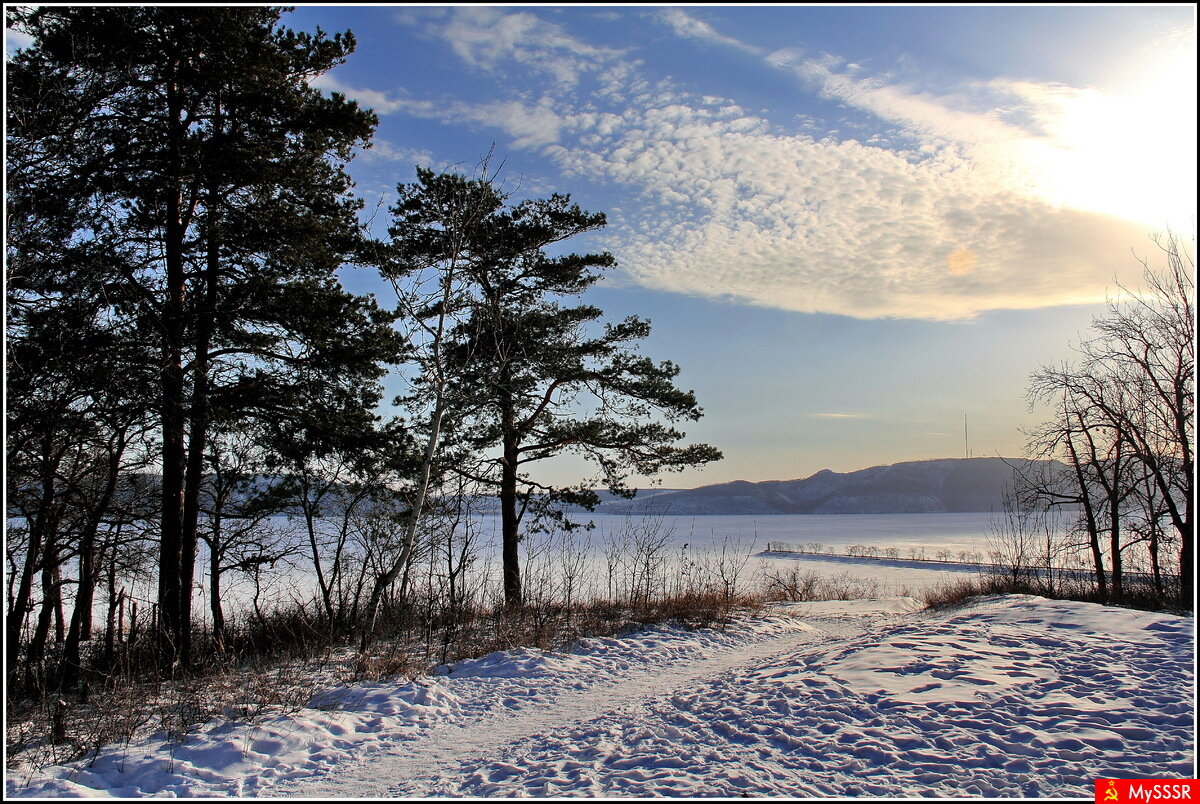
[382,169,722,605]
[7,7,402,668]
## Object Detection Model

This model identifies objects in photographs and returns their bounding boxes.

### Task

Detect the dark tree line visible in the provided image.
[5,7,719,691]
[7,6,399,674]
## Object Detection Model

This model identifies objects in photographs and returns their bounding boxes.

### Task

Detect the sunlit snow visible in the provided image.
[7,595,1193,798]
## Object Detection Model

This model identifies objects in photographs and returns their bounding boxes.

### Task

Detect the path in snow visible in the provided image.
[6,595,1193,798]
[466,597,1192,798]
[273,606,872,797]
[281,597,1194,799]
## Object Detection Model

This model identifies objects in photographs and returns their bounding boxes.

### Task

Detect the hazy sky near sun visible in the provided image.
[13,6,1191,488]
[280,4,1196,489]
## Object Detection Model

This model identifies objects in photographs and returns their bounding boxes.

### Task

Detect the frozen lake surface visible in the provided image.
[87,512,1013,616]
[564,511,999,554]
[480,511,1005,599]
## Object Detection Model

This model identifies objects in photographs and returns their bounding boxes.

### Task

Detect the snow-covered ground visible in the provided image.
[753,550,986,596]
[6,595,1194,798]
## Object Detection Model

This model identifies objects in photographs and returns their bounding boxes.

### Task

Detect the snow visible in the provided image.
[754,551,994,597]
[6,595,1193,798]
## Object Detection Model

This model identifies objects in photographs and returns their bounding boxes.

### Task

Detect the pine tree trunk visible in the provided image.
[27,530,61,689]
[63,442,122,685]
[178,195,219,670]
[61,532,95,685]
[210,559,225,651]
[52,562,66,644]
[103,557,119,670]
[500,397,522,606]
[158,64,188,671]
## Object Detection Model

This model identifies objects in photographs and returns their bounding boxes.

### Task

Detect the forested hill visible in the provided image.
[594,458,1053,515]
[76,458,1046,518]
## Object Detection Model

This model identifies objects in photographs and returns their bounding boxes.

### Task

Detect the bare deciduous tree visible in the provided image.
[1023,230,1194,608]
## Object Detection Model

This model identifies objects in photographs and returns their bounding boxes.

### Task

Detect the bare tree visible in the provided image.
[199,428,300,650]
[1088,231,1193,606]
[1024,229,1194,607]
[357,160,498,652]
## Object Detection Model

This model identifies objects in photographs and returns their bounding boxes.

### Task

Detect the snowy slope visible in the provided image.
[6,595,1193,798]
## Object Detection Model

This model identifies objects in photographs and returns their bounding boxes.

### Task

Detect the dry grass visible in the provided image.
[919,576,1001,610]
[918,569,1188,614]
[353,646,428,683]
[6,638,349,777]
[760,566,881,602]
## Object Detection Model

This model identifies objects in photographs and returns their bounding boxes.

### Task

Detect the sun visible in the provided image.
[1021,41,1197,229]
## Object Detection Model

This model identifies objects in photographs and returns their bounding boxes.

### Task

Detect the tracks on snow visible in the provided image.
[269,613,866,797]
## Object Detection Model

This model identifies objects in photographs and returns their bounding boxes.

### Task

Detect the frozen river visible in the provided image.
[470,511,1005,599]
[83,511,1010,618]
[556,511,999,555]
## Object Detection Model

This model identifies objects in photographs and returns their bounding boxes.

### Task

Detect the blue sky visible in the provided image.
[9,5,1194,488]
[302,4,1196,489]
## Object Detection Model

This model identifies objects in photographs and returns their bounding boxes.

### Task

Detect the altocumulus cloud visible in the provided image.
[336,8,1173,321]
[657,8,765,57]
[421,5,625,87]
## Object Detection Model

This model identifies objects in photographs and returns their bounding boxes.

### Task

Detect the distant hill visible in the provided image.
[591,458,1051,515]
[64,459,1046,519]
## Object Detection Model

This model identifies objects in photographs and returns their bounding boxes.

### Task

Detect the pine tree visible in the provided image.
[7,7,402,668]
[382,168,722,605]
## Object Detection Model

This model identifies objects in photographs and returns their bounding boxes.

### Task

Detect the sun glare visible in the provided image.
[1022,42,1197,229]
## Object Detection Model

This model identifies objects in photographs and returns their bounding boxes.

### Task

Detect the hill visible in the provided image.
[594,457,1048,515]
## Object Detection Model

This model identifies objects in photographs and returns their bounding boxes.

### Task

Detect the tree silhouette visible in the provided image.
[7,6,401,668]
[382,168,722,605]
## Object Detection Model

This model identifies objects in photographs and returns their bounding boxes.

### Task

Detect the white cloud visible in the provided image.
[358,139,436,168]
[358,9,1189,321]
[4,21,35,59]
[769,51,1197,229]
[313,70,570,153]
[795,58,1021,145]
[427,6,624,87]
[476,100,565,150]
[542,81,1152,320]
[489,98,1148,320]
[310,74,410,115]
[657,9,764,56]
[392,7,449,28]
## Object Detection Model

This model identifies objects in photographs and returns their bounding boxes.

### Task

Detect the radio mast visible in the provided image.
[964,413,969,459]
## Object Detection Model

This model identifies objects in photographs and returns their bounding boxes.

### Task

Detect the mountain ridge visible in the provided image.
[591,457,1048,515]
